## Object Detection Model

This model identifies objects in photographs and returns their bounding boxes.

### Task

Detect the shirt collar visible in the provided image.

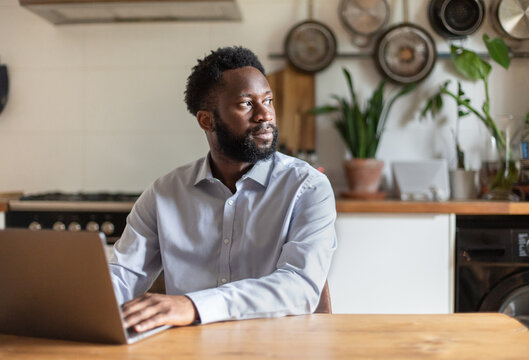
[244,155,273,187]
[193,154,214,186]
[193,153,274,188]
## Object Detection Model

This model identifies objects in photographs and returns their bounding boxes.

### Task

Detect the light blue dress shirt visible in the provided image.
[109,152,337,324]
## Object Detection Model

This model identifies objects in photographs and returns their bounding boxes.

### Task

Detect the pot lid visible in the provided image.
[498,0,529,40]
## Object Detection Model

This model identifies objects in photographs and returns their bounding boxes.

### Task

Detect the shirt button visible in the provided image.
[221,278,228,284]
[227,200,234,205]
[223,238,230,245]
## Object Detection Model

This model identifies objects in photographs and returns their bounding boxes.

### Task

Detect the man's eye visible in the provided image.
[242,101,252,107]
[265,98,273,105]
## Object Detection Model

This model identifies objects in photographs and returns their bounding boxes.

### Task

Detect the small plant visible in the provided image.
[310,68,416,159]
[422,34,511,163]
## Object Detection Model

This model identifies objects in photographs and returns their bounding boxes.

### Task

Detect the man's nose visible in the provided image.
[255,103,274,123]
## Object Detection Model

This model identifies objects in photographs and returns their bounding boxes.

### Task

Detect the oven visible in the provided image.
[5,192,138,253]
[5,192,166,293]
[456,215,529,327]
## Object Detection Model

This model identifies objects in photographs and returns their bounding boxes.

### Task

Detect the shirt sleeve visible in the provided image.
[108,185,163,305]
[186,174,337,324]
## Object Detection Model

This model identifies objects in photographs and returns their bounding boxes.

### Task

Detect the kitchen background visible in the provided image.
[0,0,528,194]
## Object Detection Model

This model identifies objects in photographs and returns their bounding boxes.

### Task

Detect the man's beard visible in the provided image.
[213,111,278,164]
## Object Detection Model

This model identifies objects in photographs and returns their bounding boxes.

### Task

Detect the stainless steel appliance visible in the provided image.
[5,192,139,244]
[19,0,242,25]
[456,215,529,327]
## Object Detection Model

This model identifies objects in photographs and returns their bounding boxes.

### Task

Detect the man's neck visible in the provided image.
[209,153,254,194]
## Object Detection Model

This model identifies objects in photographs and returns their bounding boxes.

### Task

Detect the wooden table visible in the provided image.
[1,314,528,359]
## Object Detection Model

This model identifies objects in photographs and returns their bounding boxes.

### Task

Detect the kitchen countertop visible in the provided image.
[3,199,529,215]
[0,314,527,359]
[337,199,529,215]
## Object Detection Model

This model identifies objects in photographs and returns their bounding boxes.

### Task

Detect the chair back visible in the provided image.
[314,280,332,314]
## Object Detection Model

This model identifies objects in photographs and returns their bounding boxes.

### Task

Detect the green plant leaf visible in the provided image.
[483,34,510,70]
[308,105,338,114]
[343,68,357,105]
[450,45,491,81]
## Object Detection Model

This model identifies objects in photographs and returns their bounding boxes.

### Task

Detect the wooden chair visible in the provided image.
[314,280,332,314]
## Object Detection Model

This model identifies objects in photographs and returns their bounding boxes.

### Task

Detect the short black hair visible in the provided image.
[184,46,266,115]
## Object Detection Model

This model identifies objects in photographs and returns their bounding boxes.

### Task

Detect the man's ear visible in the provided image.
[197,110,214,132]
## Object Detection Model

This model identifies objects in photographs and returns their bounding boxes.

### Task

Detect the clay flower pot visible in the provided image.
[343,158,384,194]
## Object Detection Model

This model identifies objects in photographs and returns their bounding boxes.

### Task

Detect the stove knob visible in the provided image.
[68,222,82,232]
[28,221,42,231]
[101,221,115,236]
[86,221,100,232]
[52,221,66,231]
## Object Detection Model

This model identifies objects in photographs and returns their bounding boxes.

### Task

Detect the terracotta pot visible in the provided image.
[343,158,384,193]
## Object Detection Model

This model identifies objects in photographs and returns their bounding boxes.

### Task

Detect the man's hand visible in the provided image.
[122,293,199,332]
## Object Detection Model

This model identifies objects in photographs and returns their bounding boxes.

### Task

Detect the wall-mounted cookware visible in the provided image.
[284,0,337,73]
[428,0,485,39]
[491,0,529,40]
[0,63,8,115]
[374,0,437,84]
[338,0,389,47]
[284,20,337,73]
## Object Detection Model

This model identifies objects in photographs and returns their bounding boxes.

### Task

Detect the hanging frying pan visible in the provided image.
[374,0,437,84]
[338,0,390,47]
[284,0,337,73]
[491,0,529,40]
[428,0,485,39]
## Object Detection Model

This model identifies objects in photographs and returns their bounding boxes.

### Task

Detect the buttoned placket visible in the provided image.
[218,192,237,286]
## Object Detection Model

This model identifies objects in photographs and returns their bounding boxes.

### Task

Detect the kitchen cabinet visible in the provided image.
[328,213,454,314]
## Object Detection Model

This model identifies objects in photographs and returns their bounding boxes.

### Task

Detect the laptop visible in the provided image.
[0,229,171,344]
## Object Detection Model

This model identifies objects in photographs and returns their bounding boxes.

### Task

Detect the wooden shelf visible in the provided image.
[336,199,529,215]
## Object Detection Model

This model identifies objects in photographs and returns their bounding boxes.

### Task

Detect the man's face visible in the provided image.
[212,66,278,163]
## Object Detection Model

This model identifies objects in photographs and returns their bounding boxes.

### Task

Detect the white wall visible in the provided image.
[0,0,527,194]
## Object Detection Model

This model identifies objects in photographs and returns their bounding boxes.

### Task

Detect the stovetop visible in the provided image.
[19,192,141,202]
[9,192,141,212]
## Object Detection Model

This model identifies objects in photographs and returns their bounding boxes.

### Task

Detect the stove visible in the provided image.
[6,192,140,244]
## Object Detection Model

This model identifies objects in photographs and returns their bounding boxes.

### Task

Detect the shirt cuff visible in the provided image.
[185,288,230,324]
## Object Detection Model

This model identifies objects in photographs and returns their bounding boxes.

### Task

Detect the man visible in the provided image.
[109,46,337,332]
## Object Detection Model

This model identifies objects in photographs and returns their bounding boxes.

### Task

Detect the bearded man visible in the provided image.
[109,46,337,332]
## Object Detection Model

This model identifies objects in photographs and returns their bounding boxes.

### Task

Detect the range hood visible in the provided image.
[19,0,242,24]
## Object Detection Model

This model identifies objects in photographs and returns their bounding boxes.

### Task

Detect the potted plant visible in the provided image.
[310,68,416,198]
[422,34,517,200]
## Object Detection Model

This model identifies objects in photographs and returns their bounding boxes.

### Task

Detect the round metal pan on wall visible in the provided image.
[338,0,390,47]
[374,0,437,84]
[284,20,337,73]
[428,0,485,39]
[374,23,437,84]
[491,0,529,40]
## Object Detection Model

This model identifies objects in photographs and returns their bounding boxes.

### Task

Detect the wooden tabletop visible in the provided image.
[1,314,528,359]
[337,199,529,215]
